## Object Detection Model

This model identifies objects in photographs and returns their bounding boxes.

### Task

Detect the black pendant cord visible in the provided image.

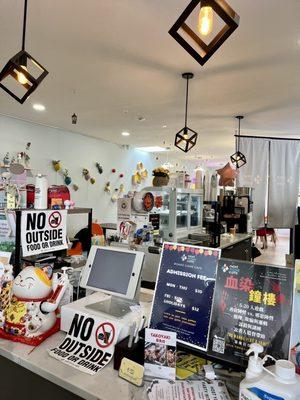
[22,0,28,51]
[184,77,189,127]
[237,116,241,151]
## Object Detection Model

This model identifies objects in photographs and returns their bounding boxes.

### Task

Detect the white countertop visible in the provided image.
[0,290,155,400]
[0,331,147,400]
[219,233,252,249]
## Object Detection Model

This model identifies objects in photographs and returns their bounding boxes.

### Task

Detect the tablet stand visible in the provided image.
[86,296,139,319]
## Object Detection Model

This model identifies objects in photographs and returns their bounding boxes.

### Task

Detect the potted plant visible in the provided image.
[152,167,170,187]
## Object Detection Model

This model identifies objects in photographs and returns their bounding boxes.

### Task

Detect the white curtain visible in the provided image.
[268,139,300,228]
[237,137,269,229]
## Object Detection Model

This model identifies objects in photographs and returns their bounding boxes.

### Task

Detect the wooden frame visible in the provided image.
[169,0,240,66]
[0,50,48,104]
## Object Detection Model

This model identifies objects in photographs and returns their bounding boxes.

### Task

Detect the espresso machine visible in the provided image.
[220,187,253,233]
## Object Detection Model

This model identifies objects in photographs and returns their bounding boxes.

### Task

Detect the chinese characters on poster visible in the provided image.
[208,260,294,366]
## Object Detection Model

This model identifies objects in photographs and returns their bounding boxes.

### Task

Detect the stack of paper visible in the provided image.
[147,379,232,400]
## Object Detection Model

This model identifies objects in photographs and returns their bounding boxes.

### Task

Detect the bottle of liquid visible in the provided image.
[34,174,48,209]
[240,343,300,400]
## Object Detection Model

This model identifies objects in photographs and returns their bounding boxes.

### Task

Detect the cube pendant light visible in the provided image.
[174,73,198,153]
[0,0,48,104]
[230,115,247,169]
[169,0,240,66]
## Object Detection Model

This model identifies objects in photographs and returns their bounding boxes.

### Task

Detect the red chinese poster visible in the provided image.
[208,260,294,367]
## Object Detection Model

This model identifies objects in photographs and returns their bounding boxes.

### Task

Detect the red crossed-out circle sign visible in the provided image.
[95,322,115,348]
[48,211,62,228]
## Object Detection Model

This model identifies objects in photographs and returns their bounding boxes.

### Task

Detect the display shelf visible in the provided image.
[0,163,31,171]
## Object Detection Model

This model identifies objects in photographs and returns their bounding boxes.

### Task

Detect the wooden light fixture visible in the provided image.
[169,0,240,66]
[230,115,247,169]
[0,0,48,104]
[174,73,198,153]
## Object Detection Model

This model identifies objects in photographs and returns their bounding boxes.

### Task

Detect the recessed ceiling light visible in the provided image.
[138,116,146,122]
[162,125,167,128]
[33,103,45,111]
[122,131,130,136]
[137,146,169,153]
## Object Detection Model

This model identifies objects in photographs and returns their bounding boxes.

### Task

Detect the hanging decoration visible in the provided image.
[0,0,48,103]
[216,162,237,187]
[174,73,198,153]
[96,163,103,174]
[111,188,119,203]
[52,160,61,172]
[82,168,91,181]
[72,184,79,191]
[90,177,96,185]
[119,184,125,194]
[19,142,31,167]
[230,115,247,169]
[63,169,72,186]
[111,168,116,173]
[104,182,111,193]
[132,162,148,186]
[169,0,240,67]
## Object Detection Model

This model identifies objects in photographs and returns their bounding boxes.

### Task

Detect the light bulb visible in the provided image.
[198,6,213,36]
[17,65,28,85]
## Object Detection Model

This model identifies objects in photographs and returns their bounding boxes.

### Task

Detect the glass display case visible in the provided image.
[142,187,203,241]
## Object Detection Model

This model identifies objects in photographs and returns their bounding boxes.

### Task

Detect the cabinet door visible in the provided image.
[190,195,202,227]
[176,193,189,229]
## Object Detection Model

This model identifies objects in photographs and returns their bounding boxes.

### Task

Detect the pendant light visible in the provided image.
[230,115,247,168]
[169,0,240,66]
[0,0,48,104]
[174,73,198,153]
[72,113,78,124]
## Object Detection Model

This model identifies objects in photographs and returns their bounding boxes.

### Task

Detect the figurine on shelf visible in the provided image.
[16,153,22,165]
[0,266,67,346]
[64,200,75,210]
[3,153,10,167]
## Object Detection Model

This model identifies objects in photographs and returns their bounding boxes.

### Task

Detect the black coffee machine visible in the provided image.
[220,188,253,233]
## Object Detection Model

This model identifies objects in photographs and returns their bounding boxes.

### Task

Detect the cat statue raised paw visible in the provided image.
[0,266,67,346]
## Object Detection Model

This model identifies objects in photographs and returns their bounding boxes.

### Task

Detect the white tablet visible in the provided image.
[80,246,145,300]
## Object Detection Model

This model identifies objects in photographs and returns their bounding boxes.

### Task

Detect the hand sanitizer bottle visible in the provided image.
[240,343,300,400]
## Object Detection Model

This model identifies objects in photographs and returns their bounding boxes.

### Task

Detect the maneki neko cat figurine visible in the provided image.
[0,265,68,346]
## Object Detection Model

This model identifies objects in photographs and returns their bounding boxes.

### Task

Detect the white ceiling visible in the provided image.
[0,0,300,165]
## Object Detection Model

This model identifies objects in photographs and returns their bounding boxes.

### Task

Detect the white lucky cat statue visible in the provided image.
[0,266,67,346]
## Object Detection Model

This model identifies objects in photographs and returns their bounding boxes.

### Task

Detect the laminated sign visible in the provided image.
[48,312,122,374]
[21,210,68,256]
[208,259,295,366]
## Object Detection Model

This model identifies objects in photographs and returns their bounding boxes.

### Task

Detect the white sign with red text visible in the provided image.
[144,328,177,380]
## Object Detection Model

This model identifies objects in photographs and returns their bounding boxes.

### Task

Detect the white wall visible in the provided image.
[0,115,197,235]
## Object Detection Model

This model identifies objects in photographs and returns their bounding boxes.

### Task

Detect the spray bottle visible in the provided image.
[240,343,300,400]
